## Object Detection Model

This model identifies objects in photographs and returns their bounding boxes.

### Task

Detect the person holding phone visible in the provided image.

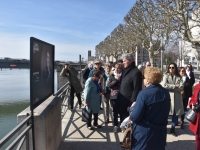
[60,63,83,111]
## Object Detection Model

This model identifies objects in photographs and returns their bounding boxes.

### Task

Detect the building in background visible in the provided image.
[179,10,200,71]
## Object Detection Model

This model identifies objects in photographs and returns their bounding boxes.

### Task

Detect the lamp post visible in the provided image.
[135,46,138,66]
[160,35,164,72]
[103,54,106,62]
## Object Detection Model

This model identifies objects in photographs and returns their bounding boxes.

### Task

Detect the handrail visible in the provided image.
[58,85,70,98]
[6,125,32,150]
[16,136,26,150]
[54,81,70,96]
[0,115,31,147]
[0,115,32,150]
[61,86,71,119]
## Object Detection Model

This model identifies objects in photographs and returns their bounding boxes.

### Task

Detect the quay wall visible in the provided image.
[17,96,62,150]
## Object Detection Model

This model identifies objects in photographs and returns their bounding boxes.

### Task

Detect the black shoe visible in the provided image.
[93,124,102,128]
[87,126,93,130]
[171,127,178,137]
[180,121,184,129]
[70,108,73,112]
[100,107,103,110]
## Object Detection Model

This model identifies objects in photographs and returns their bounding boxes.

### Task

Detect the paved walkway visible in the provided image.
[59,98,196,150]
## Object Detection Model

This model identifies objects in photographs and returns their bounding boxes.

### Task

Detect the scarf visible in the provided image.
[186,70,191,79]
[114,71,122,79]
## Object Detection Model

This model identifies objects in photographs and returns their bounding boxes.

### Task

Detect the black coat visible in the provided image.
[82,68,91,83]
[118,62,142,110]
[188,71,195,97]
[183,75,191,98]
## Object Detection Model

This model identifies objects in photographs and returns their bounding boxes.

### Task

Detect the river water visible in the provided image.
[0,69,57,149]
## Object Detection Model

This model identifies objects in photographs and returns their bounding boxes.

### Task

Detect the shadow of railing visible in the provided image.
[59,101,123,150]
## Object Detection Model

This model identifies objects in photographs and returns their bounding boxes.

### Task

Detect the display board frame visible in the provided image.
[30,37,55,111]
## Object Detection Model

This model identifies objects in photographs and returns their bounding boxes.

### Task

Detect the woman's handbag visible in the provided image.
[82,106,92,122]
[120,125,132,150]
[185,109,197,124]
[110,89,119,97]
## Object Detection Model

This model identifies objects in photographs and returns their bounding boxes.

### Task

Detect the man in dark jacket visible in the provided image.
[118,53,142,125]
[60,63,83,111]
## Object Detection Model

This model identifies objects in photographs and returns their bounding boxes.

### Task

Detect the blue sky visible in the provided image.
[0,0,136,61]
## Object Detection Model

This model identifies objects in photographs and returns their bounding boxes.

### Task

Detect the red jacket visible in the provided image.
[188,83,200,135]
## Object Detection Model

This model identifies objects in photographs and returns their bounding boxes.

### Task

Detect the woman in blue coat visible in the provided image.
[84,70,102,130]
[130,67,170,150]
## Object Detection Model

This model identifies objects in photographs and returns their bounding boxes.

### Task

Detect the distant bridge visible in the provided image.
[0,57,87,70]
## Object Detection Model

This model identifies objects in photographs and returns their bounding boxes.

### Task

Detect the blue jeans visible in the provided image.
[172,109,178,127]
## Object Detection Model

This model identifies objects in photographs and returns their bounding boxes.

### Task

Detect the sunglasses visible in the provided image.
[181,70,185,72]
[95,63,100,65]
[169,67,175,69]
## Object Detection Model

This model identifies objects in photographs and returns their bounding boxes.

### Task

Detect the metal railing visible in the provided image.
[0,70,84,150]
[0,114,32,150]
[55,71,84,119]
[54,81,71,119]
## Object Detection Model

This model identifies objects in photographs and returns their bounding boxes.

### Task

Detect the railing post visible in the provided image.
[79,55,82,82]
[26,113,29,150]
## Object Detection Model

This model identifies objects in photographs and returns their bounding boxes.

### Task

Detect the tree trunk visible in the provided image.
[148,47,154,67]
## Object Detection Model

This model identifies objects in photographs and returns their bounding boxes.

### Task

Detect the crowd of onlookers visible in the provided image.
[60,53,200,150]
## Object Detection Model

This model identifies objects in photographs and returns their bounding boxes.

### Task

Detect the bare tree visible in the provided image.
[157,0,200,64]
[124,0,173,66]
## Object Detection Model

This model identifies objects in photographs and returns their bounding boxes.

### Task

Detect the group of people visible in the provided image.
[60,54,200,150]
[83,53,143,132]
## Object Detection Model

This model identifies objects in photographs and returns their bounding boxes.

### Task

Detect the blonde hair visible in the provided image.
[143,67,162,84]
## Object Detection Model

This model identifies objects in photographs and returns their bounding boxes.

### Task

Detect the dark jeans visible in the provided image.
[118,94,130,124]
[172,109,178,127]
[70,85,82,109]
[100,95,102,107]
[87,113,98,127]
[111,99,119,126]
[181,96,189,121]
[120,112,129,124]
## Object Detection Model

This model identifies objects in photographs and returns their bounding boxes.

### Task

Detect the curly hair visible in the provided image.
[143,67,162,84]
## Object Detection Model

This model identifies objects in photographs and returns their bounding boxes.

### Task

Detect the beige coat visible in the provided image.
[162,73,184,115]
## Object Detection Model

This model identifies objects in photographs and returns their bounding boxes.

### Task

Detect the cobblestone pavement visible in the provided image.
[59,98,196,150]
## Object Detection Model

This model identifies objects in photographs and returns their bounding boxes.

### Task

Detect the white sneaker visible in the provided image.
[113,126,118,133]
